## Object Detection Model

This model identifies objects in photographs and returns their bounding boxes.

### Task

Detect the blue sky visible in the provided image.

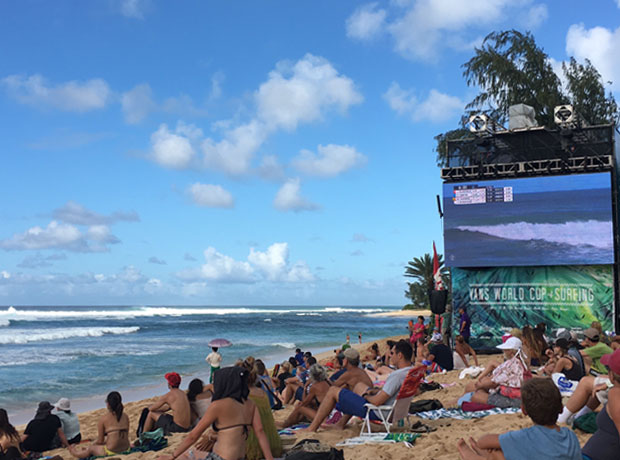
[1,0,619,306]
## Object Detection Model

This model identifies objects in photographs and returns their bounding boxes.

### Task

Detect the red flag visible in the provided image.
[432,241,444,290]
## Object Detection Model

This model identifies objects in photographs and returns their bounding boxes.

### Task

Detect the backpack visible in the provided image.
[284,439,344,460]
[409,399,443,413]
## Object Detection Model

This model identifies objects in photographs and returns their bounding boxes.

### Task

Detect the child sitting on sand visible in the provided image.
[456,378,581,460]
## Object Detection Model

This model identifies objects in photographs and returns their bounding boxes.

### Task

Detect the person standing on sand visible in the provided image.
[69,392,129,459]
[143,372,191,435]
[358,332,362,344]
[206,347,222,384]
[458,307,471,343]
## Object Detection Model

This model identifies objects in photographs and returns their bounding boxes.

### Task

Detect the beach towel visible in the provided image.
[278,423,310,436]
[573,412,598,434]
[413,407,520,420]
[459,367,484,380]
[335,433,420,447]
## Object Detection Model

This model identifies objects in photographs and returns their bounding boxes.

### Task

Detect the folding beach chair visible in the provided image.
[360,364,426,435]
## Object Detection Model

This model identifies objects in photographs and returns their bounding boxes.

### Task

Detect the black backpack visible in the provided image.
[284,439,344,460]
[409,399,443,413]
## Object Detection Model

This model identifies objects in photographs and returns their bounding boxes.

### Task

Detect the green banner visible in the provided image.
[451,265,615,348]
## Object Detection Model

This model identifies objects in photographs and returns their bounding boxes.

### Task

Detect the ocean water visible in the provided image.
[443,188,614,267]
[0,305,405,422]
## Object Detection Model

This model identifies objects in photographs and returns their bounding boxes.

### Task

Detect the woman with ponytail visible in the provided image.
[69,392,129,458]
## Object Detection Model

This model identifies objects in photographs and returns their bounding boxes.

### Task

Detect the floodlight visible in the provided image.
[554,105,575,125]
[468,114,489,133]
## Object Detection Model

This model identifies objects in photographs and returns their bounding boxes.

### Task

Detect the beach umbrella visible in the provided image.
[208,338,232,348]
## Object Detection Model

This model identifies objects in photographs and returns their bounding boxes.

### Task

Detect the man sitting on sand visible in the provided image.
[457,378,581,460]
[142,372,191,435]
[330,348,373,391]
[580,327,613,375]
[304,340,413,432]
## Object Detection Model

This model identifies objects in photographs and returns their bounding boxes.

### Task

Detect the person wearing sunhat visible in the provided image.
[142,372,191,435]
[581,327,613,375]
[54,398,81,445]
[581,348,620,459]
[21,401,69,452]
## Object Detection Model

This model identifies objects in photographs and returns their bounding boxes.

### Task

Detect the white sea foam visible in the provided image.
[456,220,613,249]
[0,319,9,327]
[0,326,140,344]
[0,305,390,321]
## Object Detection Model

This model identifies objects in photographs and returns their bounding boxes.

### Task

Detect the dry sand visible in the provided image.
[33,335,592,460]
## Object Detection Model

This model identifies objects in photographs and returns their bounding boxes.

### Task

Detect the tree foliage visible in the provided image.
[435,30,620,166]
[403,252,450,309]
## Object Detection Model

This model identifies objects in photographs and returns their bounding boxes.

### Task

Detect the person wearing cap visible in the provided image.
[427,332,454,372]
[329,347,373,391]
[581,349,620,459]
[542,339,584,381]
[143,372,191,435]
[304,340,414,432]
[21,401,69,452]
[581,327,613,375]
[54,398,81,445]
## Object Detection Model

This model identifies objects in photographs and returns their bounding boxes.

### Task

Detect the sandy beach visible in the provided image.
[21,333,594,460]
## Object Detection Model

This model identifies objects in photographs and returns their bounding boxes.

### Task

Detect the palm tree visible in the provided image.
[404,253,448,291]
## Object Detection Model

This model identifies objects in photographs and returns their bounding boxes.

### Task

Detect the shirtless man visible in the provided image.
[143,372,191,434]
[330,348,373,391]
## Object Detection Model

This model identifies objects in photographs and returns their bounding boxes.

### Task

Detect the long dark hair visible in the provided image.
[106,391,123,421]
[0,409,19,441]
[187,378,204,402]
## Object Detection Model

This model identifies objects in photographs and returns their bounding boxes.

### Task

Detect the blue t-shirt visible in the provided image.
[498,425,581,460]
[459,312,471,337]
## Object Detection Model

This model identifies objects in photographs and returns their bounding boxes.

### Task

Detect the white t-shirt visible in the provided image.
[206,351,222,367]
[381,366,412,406]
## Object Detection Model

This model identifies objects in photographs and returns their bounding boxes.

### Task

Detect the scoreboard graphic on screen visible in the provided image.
[453,185,513,205]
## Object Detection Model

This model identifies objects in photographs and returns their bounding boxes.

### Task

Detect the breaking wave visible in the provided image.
[0,326,140,344]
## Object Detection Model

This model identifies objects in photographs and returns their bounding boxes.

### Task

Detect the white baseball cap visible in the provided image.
[497,337,522,350]
[54,398,70,411]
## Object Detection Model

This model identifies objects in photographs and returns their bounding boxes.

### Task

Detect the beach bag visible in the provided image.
[409,399,443,413]
[136,407,150,438]
[419,381,442,393]
[133,428,168,452]
[573,412,598,434]
[284,439,344,460]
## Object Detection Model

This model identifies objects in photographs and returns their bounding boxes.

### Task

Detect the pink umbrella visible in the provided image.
[208,338,232,348]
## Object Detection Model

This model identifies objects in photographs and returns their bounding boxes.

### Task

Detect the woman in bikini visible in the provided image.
[158,366,274,460]
[69,392,129,458]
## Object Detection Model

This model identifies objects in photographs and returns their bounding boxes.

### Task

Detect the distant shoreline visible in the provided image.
[368,309,431,317]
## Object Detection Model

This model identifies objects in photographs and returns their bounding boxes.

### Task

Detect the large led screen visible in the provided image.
[443,172,614,267]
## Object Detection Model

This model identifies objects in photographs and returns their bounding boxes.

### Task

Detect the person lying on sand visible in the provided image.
[457,378,581,460]
[277,364,330,429]
[143,372,191,435]
[303,340,414,432]
[69,392,129,459]
[157,366,273,460]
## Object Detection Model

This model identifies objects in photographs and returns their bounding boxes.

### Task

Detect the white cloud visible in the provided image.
[0,271,10,279]
[248,243,288,281]
[52,201,139,225]
[256,54,363,131]
[347,1,546,62]
[145,54,362,176]
[201,120,267,175]
[18,253,66,269]
[121,83,156,124]
[257,155,286,182]
[383,82,464,122]
[148,256,167,265]
[188,183,234,208]
[346,3,387,40]
[292,144,367,177]
[566,23,620,90]
[177,242,314,284]
[122,83,207,124]
[523,4,548,29]
[2,74,111,112]
[150,123,199,169]
[120,0,146,18]
[199,247,255,283]
[0,221,119,253]
[274,178,319,212]
[210,72,225,99]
